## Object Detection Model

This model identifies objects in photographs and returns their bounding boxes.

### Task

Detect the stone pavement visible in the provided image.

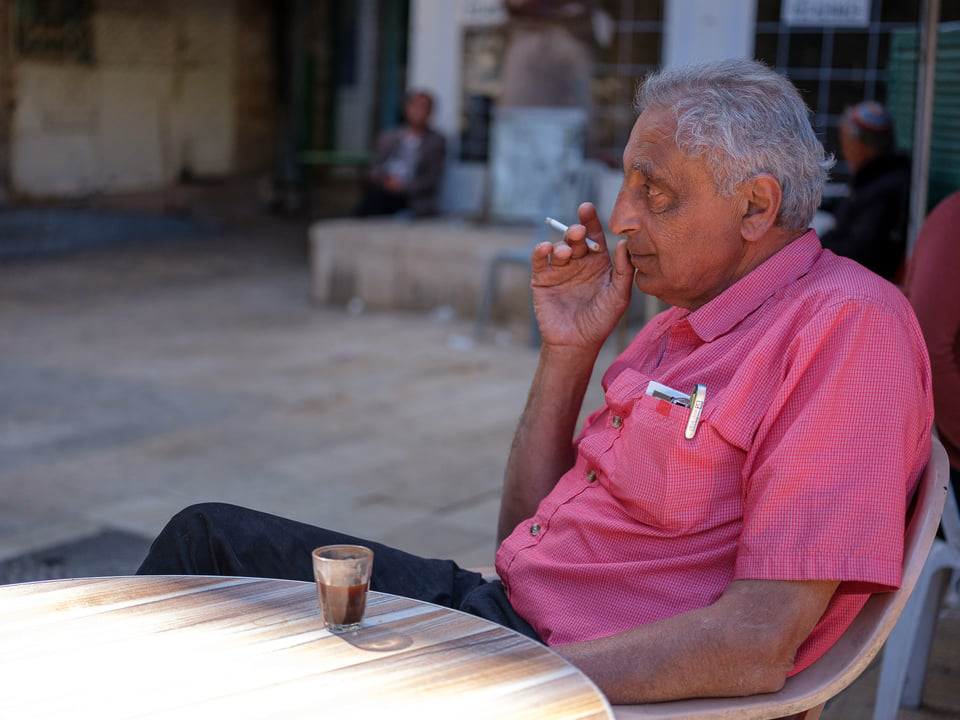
[0,208,557,572]
[0,185,957,718]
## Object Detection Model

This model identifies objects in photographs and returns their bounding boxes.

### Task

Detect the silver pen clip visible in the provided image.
[684,384,706,440]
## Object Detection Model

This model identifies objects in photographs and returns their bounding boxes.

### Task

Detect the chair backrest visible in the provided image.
[938,440,960,549]
[613,435,950,720]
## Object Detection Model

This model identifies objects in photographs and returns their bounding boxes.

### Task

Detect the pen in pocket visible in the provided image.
[685,384,706,440]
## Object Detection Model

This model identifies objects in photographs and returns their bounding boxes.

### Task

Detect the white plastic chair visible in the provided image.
[872,442,959,720]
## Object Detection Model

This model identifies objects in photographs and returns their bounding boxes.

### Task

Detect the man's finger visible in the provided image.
[549,240,574,265]
[531,241,556,271]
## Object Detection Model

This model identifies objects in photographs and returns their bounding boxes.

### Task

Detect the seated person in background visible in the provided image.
[820,101,911,281]
[903,189,960,493]
[356,89,447,218]
[138,60,933,705]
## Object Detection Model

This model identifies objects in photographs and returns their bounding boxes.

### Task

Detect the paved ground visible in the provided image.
[0,183,957,718]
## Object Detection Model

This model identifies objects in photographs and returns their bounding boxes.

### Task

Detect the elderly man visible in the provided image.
[138,60,932,704]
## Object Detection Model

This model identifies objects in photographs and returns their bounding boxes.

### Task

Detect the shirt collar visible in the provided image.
[685,230,823,342]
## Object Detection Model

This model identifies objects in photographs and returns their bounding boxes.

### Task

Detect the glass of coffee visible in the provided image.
[311,545,374,633]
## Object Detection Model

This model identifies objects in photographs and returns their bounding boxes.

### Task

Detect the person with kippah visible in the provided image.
[820,100,912,282]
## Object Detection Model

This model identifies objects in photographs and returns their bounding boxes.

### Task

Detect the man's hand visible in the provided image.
[531,202,635,351]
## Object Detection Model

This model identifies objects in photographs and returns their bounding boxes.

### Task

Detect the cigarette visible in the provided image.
[544,217,602,252]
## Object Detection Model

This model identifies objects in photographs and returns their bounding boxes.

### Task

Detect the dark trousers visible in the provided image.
[356,182,409,217]
[136,502,540,642]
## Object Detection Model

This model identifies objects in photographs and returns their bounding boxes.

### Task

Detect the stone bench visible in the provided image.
[309,218,536,323]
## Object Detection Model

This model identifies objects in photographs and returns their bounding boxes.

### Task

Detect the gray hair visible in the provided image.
[634,59,834,230]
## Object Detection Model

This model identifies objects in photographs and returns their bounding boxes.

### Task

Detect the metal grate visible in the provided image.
[592,0,664,164]
[755,0,960,180]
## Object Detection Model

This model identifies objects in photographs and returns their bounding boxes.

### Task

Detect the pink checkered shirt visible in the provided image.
[496,231,933,674]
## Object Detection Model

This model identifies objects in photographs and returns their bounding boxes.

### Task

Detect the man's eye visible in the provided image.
[645,184,663,198]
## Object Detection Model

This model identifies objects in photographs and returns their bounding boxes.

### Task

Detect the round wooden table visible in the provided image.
[0,575,613,719]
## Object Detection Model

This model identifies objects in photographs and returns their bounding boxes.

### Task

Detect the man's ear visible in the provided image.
[740,174,783,242]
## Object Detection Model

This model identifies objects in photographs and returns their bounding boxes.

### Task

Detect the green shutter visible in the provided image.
[888,24,960,210]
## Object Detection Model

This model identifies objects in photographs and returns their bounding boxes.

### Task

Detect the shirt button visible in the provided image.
[611,415,623,428]
[530,523,541,536]
[586,469,597,483]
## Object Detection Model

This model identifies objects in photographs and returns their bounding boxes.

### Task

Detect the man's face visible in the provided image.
[404,95,432,130]
[839,123,868,173]
[609,107,751,311]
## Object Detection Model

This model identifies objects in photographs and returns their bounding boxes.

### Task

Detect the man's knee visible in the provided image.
[148,502,243,558]
[157,502,216,539]
[139,502,250,575]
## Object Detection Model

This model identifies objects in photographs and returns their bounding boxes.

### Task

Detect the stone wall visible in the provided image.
[310,218,535,325]
[9,0,274,197]
[233,0,278,176]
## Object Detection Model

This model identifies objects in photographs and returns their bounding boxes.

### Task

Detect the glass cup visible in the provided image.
[311,545,374,633]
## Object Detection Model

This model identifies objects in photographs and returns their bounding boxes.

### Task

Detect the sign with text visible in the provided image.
[461,0,507,25]
[782,0,871,27]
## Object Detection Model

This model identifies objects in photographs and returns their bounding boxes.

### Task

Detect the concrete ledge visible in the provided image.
[309,218,536,320]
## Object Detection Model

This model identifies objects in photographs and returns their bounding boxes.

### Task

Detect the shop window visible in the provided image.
[833,32,870,69]
[881,0,920,23]
[794,78,820,108]
[756,0,781,23]
[755,33,780,65]
[828,80,869,114]
[788,33,823,68]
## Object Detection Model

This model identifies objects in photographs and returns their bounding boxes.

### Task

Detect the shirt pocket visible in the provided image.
[587,368,742,532]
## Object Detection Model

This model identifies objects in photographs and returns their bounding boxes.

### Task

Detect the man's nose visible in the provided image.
[609,187,637,238]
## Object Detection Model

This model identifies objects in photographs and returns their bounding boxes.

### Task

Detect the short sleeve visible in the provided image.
[735,297,932,591]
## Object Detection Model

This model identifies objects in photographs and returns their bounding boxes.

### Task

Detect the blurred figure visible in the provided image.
[357,90,447,218]
[500,0,609,110]
[903,189,960,491]
[820,101,911,281]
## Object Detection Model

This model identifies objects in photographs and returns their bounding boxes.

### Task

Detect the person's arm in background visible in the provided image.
[905,191,960,462]
[497,202,634,541]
